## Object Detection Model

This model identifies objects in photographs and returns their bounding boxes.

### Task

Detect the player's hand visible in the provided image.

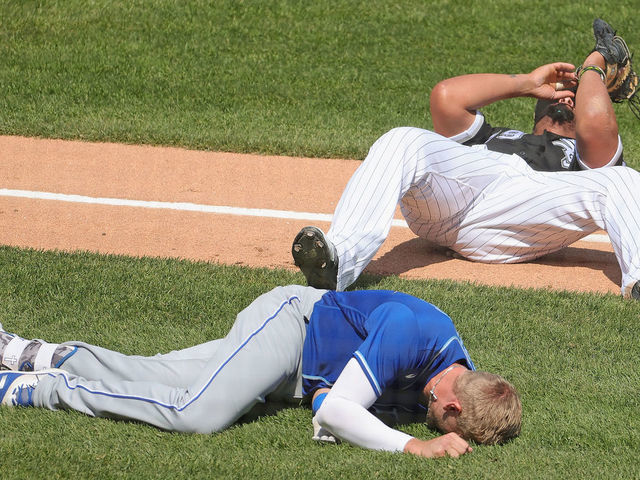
[312,415,339,444]
[527,62,578,100]
[403,433,472,458]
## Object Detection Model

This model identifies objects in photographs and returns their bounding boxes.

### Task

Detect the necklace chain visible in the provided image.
[429,364,463,402]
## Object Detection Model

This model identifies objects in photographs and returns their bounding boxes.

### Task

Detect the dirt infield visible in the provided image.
[0,135,621,296]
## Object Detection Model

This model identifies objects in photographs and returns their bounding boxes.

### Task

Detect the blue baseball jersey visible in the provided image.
[302,290,474,417]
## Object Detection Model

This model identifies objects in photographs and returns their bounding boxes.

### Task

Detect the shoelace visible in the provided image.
[12,384,34,406]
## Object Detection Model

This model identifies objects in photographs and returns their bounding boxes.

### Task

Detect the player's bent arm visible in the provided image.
[574,52,621,169]
[315,358,470,457]
[315,358,410,451]
[315,390,413,452]
[430,63,577,138]
[430,73,528,137]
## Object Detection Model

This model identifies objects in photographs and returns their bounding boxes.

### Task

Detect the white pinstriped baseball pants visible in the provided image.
[327,127,640,296]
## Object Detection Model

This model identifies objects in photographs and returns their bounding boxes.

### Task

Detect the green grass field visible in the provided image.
[1,1,640,478]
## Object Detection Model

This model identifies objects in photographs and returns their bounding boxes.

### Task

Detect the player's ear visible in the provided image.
[444,399,462,414]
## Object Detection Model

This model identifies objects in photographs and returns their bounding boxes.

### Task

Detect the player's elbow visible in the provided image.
[429,81,453,115]
[315,396,346,434]
[430,79,468,115]
[429,81,467,135]
[430,80,452,105]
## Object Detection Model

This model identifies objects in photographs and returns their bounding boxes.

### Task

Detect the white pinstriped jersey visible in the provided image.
[326,126,640,297]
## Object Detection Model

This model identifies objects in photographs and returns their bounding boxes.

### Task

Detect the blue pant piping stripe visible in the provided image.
[56,296,301,412]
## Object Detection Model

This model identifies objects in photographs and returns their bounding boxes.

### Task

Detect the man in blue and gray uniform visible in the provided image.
[0,285,521,459]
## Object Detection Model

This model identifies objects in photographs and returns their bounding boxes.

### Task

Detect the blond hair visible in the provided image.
[453,370,522,445]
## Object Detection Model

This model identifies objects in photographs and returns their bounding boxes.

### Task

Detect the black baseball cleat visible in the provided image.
[631,280,640,300]
[292,226,338,290]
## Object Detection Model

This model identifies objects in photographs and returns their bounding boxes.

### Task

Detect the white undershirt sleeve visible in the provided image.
[314,358,414,452]
[448,111,485,143]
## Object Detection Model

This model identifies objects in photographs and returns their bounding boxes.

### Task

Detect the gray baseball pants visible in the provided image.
[33,285,325,433]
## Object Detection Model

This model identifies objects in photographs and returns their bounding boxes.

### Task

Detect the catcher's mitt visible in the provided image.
[589,18,640,118]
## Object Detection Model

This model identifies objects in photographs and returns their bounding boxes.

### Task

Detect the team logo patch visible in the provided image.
[495,130,525,140]
[551,138,577,169]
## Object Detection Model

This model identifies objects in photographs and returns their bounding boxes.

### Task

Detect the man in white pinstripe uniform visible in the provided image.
[292,23,640,299]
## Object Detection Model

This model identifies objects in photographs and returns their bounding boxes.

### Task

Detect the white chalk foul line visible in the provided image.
[0,188,610,243]
[0,188,339,223]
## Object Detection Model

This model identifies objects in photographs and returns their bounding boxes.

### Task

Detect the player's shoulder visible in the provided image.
[460,113,521,146]
[380,291,451,322]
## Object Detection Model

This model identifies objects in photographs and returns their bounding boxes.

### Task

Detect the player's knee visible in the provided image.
[382,126,420,139]
[374,127,425,157]
[168,412,232,434]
